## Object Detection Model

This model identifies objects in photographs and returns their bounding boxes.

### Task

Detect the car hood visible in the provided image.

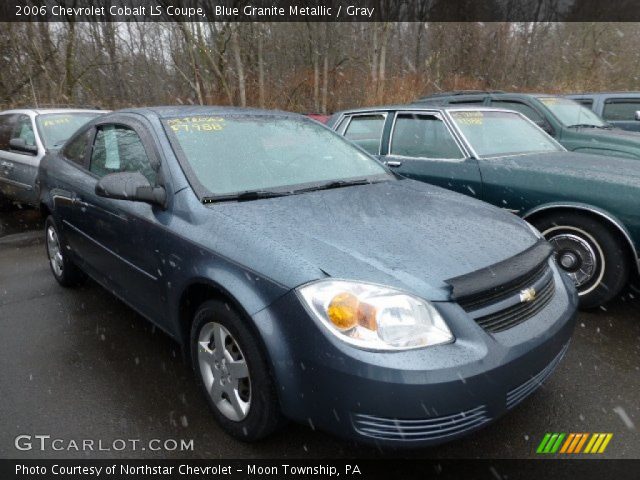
[493,151,640,186]
[572,126,640,150]
[207,179,538,300]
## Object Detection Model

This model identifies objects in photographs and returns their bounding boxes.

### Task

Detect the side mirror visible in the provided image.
[635,111,640,121]
[9,138,38,155]
[95,171,166,208]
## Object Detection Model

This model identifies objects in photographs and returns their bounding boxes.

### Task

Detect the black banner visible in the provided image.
[2,459,640,480]
[2,0,640,22]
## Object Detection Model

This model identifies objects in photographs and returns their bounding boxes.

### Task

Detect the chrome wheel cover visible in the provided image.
[198,322,251,421]
[543,226,605,295]
[46,225,64,278]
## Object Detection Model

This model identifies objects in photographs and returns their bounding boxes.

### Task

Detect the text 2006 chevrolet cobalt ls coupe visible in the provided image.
[38,107,578,447]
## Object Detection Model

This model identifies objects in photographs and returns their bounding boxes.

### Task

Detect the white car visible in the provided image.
[0,108,103,207]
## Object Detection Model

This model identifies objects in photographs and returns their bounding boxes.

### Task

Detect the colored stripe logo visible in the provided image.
[537,433,613,454]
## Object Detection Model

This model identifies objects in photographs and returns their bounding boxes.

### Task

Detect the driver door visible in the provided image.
[74,119,169,324]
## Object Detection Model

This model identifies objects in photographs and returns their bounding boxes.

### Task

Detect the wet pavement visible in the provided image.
[0,207,638,459]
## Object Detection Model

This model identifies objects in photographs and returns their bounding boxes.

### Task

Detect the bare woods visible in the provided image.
[1,22,639,112]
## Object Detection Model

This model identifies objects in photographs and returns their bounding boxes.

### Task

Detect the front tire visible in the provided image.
[44,216,85,287]
[531,212,629,308]
[191,300,284,441]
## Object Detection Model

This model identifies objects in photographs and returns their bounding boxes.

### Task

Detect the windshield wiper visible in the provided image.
[202,190,290,203]
[203,178,382,203]
[567,123,609,129]
[291,178,378,194]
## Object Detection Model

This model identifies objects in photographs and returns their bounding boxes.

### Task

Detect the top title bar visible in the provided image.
[1,0,639,22]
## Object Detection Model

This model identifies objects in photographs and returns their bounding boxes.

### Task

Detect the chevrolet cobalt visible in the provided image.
[38,107,577,446]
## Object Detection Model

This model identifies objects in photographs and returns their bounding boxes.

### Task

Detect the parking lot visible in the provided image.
[0,207,638,460]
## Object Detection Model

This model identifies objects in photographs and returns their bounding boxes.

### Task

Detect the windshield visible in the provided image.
[537,97,608,128]
[164,115,391,198]
[450,110,563,157]
[36,113,101,148]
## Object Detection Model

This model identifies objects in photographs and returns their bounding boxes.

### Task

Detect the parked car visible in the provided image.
[38,106,577,447]
[566,92,640,132]
[305,113,330,124]
[328,105,640,308]
[0,108,103,208]
[415,91,640,160]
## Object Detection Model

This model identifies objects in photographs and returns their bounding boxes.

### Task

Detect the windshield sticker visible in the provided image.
[42,116,72,127]
[539,98,560,105]
[167,117,225,133]
[452,111,484,125]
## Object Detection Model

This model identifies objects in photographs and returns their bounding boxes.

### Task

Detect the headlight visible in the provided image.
[297,280,454,350]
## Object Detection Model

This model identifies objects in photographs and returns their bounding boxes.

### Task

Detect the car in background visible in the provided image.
[0,108,103,208]
[38,106,577,447]
[566,92,640,132]
[415,91,640,160]
[328,105,640,308]
[305,113,330,124]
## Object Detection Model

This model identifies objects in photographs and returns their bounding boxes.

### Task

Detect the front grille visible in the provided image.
[458,261,550,311]
[474,275,555,333]
[507,342,569,409]
[351,405,490,442]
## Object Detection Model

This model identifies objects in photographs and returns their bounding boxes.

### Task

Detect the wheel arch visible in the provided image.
[522,202,639,274]
[176,278,269,363]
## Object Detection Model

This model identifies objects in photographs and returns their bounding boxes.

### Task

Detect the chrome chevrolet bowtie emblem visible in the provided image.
[520,287,537,303]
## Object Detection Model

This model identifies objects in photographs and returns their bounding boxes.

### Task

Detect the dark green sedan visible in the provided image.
[416,92,640,160]
[328,106,640,308]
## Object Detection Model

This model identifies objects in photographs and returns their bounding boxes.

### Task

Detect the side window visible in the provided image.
[603,99,640,121]
[391,114,463,159]
[343,115,385,155]
[63,129,92,166]
[90,125,156,184]
[0,114,14,150]
[11,115,36,147]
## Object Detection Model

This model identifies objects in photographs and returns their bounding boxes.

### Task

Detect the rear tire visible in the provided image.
[191,299,284,441]
[44,216,85,287]
[530,212,629,309]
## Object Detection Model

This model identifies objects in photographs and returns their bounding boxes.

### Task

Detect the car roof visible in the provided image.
[0,108,104,115]
[333,105,520,116]
[566,92,640,97]
[417,92,563,102]
[118,106,302,119]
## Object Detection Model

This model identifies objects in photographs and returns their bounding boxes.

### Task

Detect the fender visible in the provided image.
[522,202,640,273]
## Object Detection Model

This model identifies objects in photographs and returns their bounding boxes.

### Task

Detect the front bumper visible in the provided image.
[251,264,578,447]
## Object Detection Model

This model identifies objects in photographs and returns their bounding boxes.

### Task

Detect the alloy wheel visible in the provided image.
[46,225,64,278]
[197,322,251,421]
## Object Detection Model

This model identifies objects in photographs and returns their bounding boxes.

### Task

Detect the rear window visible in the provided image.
[36,113,101,148]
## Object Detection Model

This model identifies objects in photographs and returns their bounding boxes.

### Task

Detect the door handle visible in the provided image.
[385,161,403,168]
[72,197,90,208]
